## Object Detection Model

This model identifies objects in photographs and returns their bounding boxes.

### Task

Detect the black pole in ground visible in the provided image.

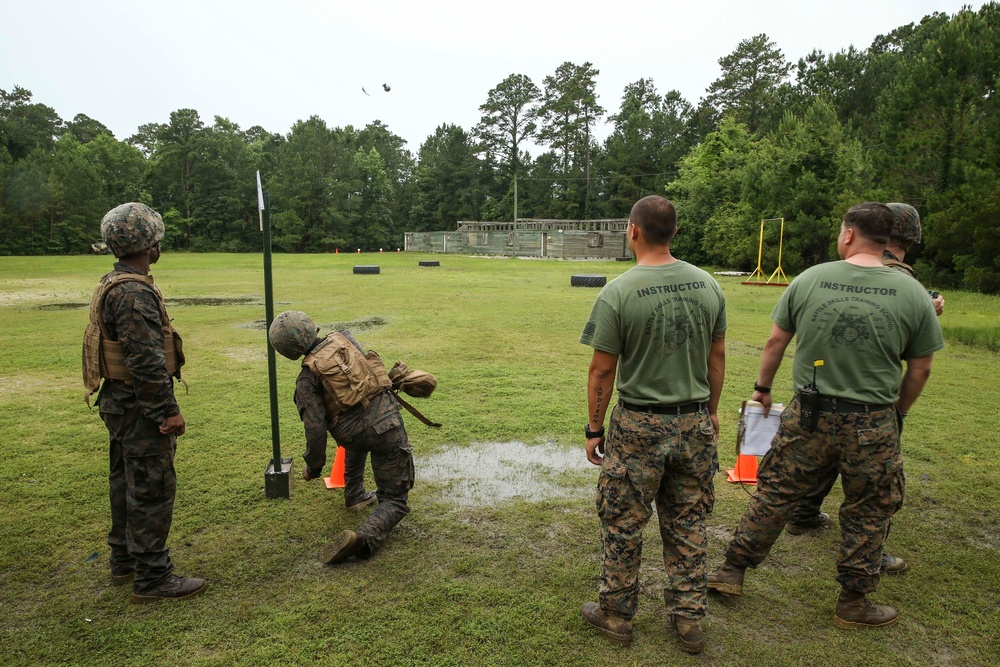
[258,175,292,498]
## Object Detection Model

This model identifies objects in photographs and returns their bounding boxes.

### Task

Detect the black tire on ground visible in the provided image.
[571,274,607,288]
[616,256,633,262]
[419,260,440,267]
[353,265,380,275]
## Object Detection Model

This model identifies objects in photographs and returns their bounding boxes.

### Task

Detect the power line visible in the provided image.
[517,171,673,182]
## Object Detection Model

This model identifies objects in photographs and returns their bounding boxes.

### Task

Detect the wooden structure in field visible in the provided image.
[403,218,632,259]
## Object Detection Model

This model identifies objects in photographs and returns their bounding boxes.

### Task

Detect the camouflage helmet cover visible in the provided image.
[268,310,320,360]
[886,202,922,244]
[100,202,165,257]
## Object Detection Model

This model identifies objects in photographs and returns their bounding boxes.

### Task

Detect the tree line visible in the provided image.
[2,4,998,292]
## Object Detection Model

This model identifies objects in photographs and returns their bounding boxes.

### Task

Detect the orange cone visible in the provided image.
[726,454,758,484]
[325,446,346,489]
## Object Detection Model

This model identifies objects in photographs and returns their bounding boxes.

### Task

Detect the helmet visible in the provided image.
[100,203,165,258]
[268,311,319,360]
[886,203,922,244]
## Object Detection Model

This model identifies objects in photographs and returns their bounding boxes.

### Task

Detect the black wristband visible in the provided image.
[585,424,605,439]
[754,383,771,394]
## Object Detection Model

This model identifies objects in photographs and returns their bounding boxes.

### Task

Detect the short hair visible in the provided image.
[843,202,893,244]
[629,196,677,246]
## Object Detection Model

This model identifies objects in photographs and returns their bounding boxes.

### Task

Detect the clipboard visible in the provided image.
[736,400,784,457]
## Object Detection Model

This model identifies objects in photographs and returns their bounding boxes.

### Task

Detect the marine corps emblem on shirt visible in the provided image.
[830,311,872,346]
[652,315,695,356]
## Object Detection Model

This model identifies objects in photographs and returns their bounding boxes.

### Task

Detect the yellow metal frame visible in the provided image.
[743,217,789,286]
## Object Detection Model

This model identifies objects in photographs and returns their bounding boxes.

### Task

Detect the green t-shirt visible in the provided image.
[580,261,727,405]
[772,260,944,404]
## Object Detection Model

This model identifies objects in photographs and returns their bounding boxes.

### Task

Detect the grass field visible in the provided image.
[1,252,997,666]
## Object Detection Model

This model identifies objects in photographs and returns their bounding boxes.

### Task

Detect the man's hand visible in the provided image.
[932,294,944,317]
[752,390,773,417]
[160,413,186,436]
[585,436,605,466]
[709,412,720,441]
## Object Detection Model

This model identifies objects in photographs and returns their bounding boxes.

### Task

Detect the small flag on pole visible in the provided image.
[256,170,265,230]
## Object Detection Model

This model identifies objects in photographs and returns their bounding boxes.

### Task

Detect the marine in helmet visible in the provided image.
[269,311,414,564]
[883,203,944,316]
[82,202,206,603]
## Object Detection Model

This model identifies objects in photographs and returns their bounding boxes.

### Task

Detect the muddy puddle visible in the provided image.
[419,440,595,506]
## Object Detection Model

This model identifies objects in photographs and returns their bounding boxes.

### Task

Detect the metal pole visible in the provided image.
[514,173,518,224]
[261,191,282,470]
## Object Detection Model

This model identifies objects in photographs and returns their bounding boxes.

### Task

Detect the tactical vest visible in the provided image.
[882,258,916,277]
[302,332,392,418]
[82,272,184,405]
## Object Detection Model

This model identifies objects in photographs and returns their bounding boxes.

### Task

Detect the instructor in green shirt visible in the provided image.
[579,195,727,654]
[707,202,944,630]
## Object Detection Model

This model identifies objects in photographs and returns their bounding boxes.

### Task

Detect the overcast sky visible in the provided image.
[0,0,986,155]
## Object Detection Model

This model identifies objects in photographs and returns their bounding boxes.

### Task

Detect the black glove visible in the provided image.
[895,408,905,435]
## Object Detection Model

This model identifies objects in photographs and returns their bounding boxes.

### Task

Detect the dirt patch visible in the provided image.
[224,347,268,363]
[0,374,79,401]
[1,291,87,308]
[419,440,594,506]
[241,315,389,331]
[168,297,261,307]
[35,302,89,311]
[36,296,263,311]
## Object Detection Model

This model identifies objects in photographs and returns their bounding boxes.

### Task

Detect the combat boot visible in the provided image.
[880,553,908,575]
[581,601,633,646]
[131,574,207,604]
[786,512,831,535]
[670,614,705,654]
[346,491,378,512]
[833,591,898,629]
[707,561,745,596]
[321,530,368,564]
[110,564,135,586]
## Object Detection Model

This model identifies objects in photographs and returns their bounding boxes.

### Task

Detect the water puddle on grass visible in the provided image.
[419,440,594,506]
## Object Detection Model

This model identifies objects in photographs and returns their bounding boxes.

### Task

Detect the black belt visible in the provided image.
[619,399,706,415]
[805,395,894,413]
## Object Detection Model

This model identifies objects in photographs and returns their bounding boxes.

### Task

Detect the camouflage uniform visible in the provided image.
[97,263,180,589]
[294,330,414,556]
[725,396,903,592]
[597,406,718,618]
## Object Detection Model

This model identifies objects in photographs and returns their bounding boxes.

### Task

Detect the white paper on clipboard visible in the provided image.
[737,400,784,456]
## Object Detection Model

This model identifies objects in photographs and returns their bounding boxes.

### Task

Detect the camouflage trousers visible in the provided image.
[335,406,414,557]
[102,405,177,589]
[725,396,904,593]
[790,462,839,524]
[343,448,371,508]
[596,403,718,620]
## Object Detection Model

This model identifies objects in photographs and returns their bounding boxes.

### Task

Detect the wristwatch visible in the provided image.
[585,424,605,439]
[753,382,771,394]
